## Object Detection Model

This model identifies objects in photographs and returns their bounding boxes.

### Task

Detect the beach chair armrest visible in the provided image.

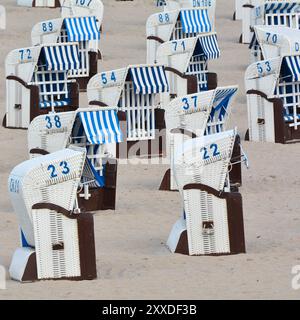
[183,183,228,199]
[246,89,284,107]
[6,75,37,90]
[29,148,50,156]
[32,203,81,220]
[170,128,198,139]
[147,36,165,44]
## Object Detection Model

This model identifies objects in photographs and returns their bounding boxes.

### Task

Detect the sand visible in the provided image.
[0,0,300,300]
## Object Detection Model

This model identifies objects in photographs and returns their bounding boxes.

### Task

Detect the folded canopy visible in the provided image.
[41,44,80,71]
[282,56,300,81]
[64,16,100,42]
[77,110,123,145]
[197,34,220,60]
[180,9,212,34]
[265,2,299,14]
[129,65,169,95]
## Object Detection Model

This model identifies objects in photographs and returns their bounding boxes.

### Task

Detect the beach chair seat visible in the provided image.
[245,54,300,143]
[167,130,246,256]
[28,107,122,211]
[4,43,80,129]
[8,148,97,282]
[87,64,169,158]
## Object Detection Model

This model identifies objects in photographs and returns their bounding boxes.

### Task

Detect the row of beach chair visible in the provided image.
[4,0,247,282]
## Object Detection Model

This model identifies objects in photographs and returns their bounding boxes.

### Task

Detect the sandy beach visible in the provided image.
[0,0,300,299]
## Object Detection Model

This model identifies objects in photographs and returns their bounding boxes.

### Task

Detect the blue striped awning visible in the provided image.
[265,2,299,14]
[129,66,169,94]
[41,44,80,71]
[78,110,123,145]
[206,87,238,134]
[180,9,212,34]
[282,56,300,81]
[64,16,100,42]
[198,34,220,60]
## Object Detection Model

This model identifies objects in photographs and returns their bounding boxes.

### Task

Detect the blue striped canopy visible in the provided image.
[77,110,123,145]
[180,9,212,34]
[64,16,100,42]
[41,44,80,71]
[197,34,220,60]
[129,66,169,94]
[206,87,238,134]
[265,2,299,14]
[282,56,300,81]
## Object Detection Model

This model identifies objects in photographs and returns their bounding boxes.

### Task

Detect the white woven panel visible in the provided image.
[28,112,76,155]
[184,189,230,255]
[32,209,81,279]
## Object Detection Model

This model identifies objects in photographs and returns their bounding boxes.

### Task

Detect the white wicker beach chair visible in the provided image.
[31,13,101,91]
[251,25,300,62]
[28,106,122,211]
[9,148,97,282]
[244,1,300,45]
[167,130,246,256]
[245,53,300,143]
[4,43,80,129]
[87,64,169,158]
[61,0,104,25]
[160,86,241,191]
[0,5,6,30]
[234,0,247,20]
[17,0,61,7]
[156,34,220,104]
[147,6,215,65]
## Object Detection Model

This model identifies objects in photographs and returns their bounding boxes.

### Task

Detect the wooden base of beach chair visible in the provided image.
[247,90,300,144]
[32,0,61,7]
[229,134,242,187]
[167,191,246,256]
[159,169,172,191]
[70,52,99,93]
[78,160,118,211]
[117,109,166,158]
[9,212,97,282]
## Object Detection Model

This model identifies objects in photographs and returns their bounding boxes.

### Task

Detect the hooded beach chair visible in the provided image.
[31,14,101,91]
[61,0,104,24]
[167,129,246,256]
[0,5,6,30]
[251,25,300,61]
[87,64,169,158]
[162,0,216,12]
[156,34,220,103]
[244,1,300,44]
[28,106,122,211]
[8,147,97,282]
[17,0,61,7]
[146,6,215,64]
[4,43,80,129]
[159,86,244,190]
[245,53,300,143]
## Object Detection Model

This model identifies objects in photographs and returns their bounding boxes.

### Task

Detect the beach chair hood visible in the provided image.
[87,64,169,106]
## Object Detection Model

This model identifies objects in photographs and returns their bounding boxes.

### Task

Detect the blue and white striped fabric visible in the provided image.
[284,114,300,122]
[198,34,220,60]
[82,158,105,188]
[65,16,100,42]
[39,100,69,109]
[283,56,300,81]
[206,87,238,134]
[78,110,123,145]
[129,66,169,94]
[180,9,212,34]
[41,44,80,71]
[265,2,299,14]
